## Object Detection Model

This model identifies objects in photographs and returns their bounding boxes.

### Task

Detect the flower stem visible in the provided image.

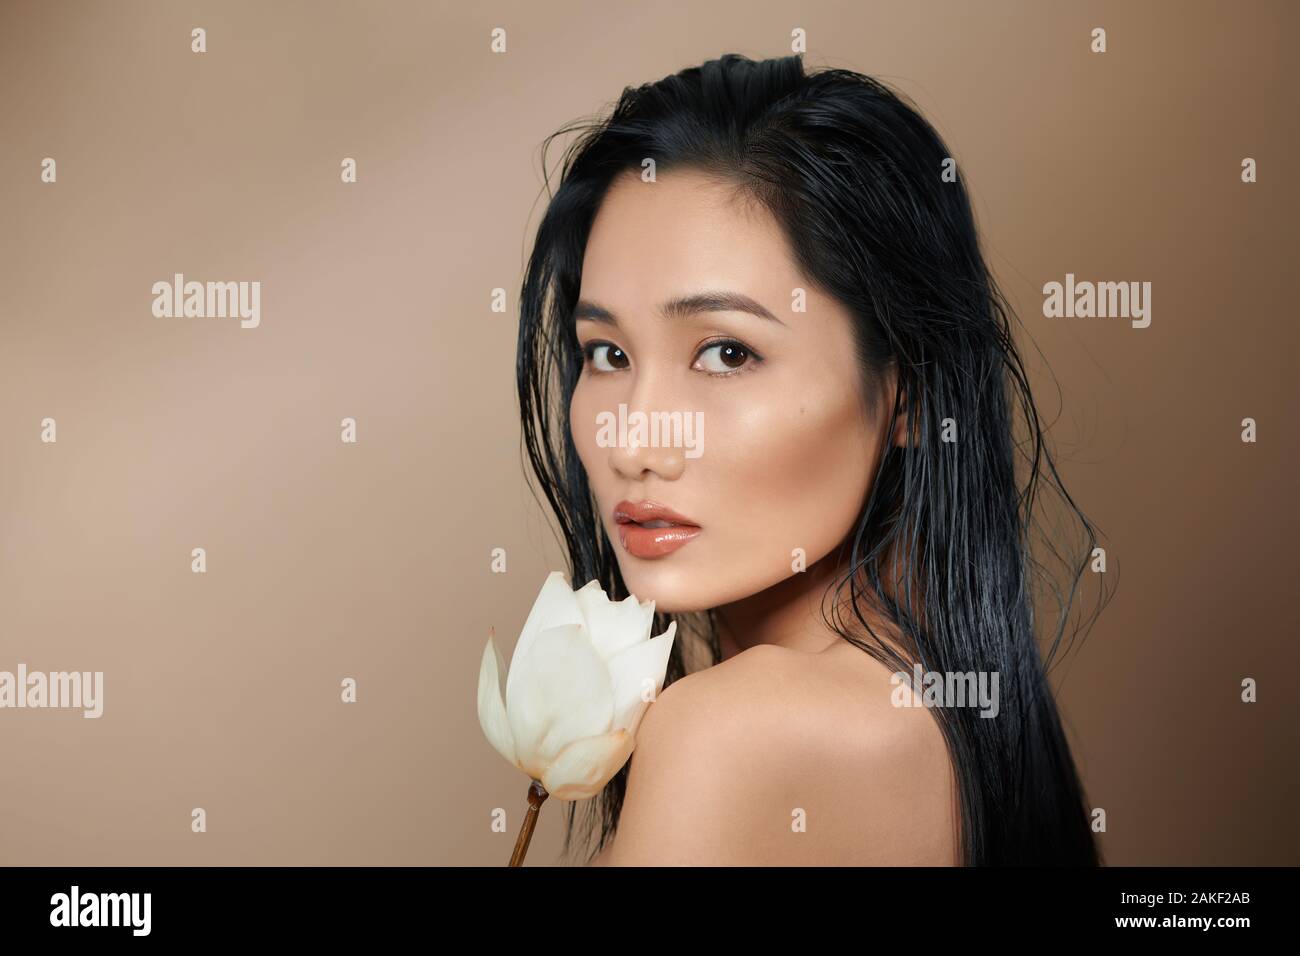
[508,779,549,867]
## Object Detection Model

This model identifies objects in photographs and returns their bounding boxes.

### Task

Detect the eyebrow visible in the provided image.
[572,290,785,326]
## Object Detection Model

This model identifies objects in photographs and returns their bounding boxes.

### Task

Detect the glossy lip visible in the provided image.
[613,499,702,559]
[612,499,699,527]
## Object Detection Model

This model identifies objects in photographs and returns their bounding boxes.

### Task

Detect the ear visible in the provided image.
[886,366,912,449]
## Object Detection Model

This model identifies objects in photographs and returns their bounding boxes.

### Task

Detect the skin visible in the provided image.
[570,167,958,865]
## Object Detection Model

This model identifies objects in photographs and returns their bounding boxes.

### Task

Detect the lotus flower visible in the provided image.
[478,571,676,804]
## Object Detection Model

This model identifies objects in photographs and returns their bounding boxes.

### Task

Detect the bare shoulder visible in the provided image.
[601,641,959,866]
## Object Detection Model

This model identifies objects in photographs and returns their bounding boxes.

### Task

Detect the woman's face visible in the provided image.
[569,167,893,613]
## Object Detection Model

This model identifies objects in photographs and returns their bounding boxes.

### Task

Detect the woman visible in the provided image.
[517,53,1103,865]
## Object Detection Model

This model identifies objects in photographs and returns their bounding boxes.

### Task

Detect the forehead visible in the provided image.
[579,168,800,305]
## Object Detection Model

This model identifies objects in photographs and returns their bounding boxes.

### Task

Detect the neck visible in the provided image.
[713,551,852,660]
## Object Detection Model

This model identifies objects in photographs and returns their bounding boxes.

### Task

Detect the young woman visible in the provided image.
[516,53,1103,866]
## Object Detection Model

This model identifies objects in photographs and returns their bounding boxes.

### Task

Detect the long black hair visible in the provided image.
[516,52,1108,865]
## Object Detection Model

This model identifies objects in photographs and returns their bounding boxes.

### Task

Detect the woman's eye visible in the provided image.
[582,342,630,372]
[694,339,758,374]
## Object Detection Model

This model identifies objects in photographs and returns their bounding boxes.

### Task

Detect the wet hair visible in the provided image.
[517,52,1107,865]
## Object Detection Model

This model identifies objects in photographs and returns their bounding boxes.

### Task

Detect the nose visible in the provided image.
[608,422,686,482]
[605,373,689,483]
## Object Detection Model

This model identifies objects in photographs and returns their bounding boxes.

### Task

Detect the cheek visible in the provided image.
[569,384,603,483]
[702,376,876,559]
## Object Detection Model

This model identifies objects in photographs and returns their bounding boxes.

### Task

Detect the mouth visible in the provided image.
[612,499,702,559]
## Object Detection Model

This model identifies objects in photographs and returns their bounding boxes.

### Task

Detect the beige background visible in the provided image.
[0,0,1295,866]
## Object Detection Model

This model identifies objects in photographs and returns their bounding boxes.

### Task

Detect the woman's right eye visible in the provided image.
[581,341,630,372]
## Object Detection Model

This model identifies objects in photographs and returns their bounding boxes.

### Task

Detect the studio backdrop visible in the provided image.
[0,0,1295,866]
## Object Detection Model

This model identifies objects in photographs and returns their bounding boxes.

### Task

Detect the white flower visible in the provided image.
[477,571,677,800]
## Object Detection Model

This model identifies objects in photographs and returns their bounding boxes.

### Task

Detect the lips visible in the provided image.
[613,499,701,559]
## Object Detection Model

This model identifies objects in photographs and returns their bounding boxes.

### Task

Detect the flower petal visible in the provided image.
[506,571,585,700]
[476,631,517,767]
[505,622,615,777]
[541,729,635,801]
[606,621,676,735]
[574,579,657,662]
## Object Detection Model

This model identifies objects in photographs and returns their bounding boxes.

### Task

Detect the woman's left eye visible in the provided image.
[693,339,760,375]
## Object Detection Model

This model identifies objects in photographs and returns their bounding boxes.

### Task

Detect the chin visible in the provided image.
[616,560,711,613]
[615,553,790,615]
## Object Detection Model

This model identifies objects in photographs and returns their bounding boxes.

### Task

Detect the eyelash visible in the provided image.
[578,337,764,377]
